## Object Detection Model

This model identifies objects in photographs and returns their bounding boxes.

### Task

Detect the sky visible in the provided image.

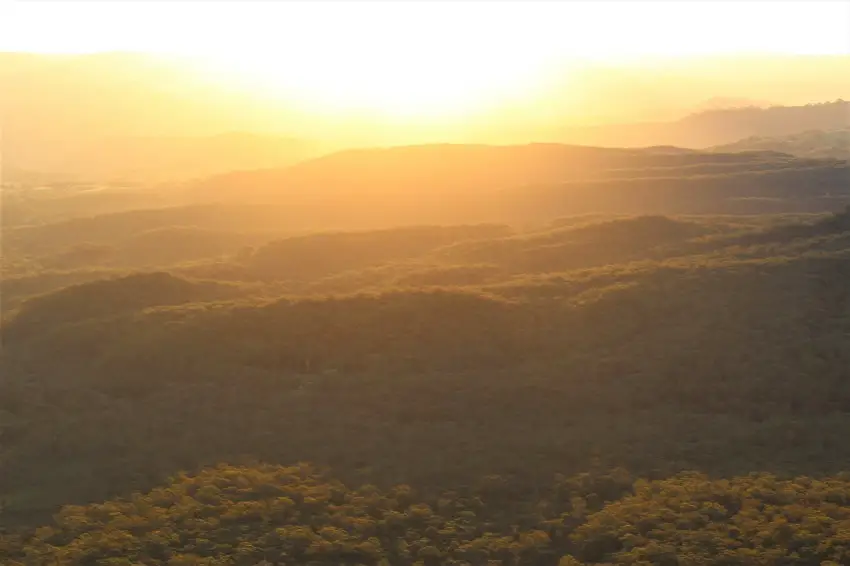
[2,0,849,117]
[3,1,848,58]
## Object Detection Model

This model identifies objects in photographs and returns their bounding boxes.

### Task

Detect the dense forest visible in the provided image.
[3,131,850,563]
[9,464,850,565]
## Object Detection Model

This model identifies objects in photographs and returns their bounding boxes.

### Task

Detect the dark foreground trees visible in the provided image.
[5,464,850,565]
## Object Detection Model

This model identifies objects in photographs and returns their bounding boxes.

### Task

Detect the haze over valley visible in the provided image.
[3,2,850,564]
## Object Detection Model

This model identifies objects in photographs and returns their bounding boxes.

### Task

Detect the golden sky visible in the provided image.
[2,1,849,117]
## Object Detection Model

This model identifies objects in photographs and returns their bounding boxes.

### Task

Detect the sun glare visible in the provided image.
[178,4,564,121]
[3,1,849,121]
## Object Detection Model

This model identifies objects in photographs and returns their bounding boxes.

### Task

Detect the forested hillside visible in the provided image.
[3,125,850,563]
[9,464,850,565]
[3,202,850,558]
[5,2,850,559]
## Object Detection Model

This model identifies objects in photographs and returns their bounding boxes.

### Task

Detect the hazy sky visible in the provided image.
[2,1,849,117]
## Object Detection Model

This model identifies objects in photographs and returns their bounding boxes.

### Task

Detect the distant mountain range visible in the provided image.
[3,132,322,183]
[3,52,850,182]
[712,128,850,161]
[549,101,850,148]
[6,102,848,185]
[0,52,327,181]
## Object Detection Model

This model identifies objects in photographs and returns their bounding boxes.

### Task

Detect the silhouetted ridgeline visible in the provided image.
[685,100,850,139]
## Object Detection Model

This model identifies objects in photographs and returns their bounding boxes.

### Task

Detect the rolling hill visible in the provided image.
[189,143,850,224]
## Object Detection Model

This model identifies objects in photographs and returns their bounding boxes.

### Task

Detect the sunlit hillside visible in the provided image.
[187,143,850,227]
